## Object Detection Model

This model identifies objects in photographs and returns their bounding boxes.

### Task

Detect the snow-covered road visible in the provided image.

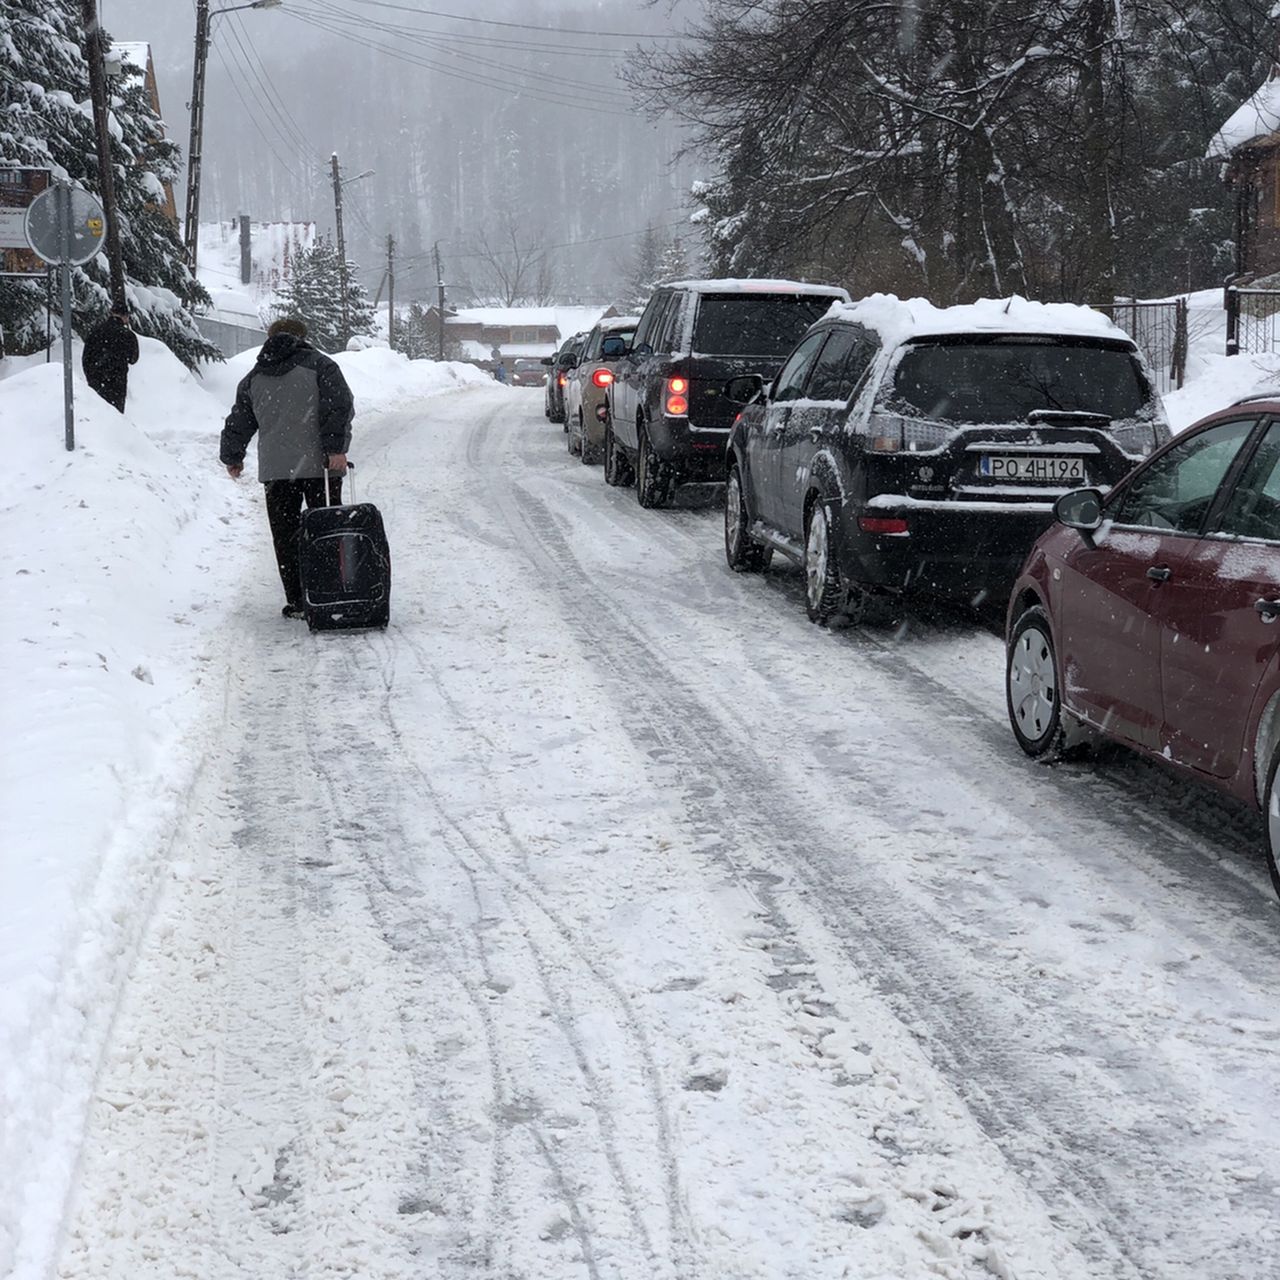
[57,387,1280,1279]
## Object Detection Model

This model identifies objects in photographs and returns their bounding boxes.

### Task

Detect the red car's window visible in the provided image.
[1111,418,1255,534]
[1215,423,1280,543]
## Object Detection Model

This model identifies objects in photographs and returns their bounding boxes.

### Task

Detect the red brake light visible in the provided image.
[665,376,689,416]
[858,516,910,536]
[558,373,567,387]
[668,376,688,394]
[592,368,614,388]
[666,395,689,416]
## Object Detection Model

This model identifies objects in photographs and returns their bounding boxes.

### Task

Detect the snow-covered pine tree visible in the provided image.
[393,301,432,359]
[0,2,217,365]
[623,225,663,310]
[655,236,689,285]
[273,241,375,353]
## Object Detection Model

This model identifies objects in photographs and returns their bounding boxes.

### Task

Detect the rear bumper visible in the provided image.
[841,496,1055,601]
[646,415,732,479]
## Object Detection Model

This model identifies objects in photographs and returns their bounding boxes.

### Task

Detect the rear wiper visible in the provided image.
[1027,409,1113,428]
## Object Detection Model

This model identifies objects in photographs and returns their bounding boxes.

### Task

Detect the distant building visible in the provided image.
[418,304,617,365]
[1210,71,1280,282]
[109,42,177,224]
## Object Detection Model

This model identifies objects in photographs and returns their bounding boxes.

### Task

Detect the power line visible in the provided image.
[211,43,303,180]
[285,8,636,115]
[225,13,322,158]
[296,0,634,96]
[298,0,678,41]
[288,0,635,56]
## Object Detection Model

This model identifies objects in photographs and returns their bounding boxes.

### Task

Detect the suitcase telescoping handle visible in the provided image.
[324,459,354,506]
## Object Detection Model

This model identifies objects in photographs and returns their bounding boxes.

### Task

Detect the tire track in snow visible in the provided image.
[468,406,1280,1280]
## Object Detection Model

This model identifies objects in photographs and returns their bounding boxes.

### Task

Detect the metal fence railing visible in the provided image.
[196,315,267,359]
[1091,297,1188,394]
[1225,285,1280,357]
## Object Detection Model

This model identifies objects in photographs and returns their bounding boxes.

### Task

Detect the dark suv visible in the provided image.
[603,280,849,507]
[724,296,1170,620]
[544,332,587,424]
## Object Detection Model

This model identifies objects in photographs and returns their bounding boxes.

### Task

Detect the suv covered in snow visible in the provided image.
[723,295,1170,620]
[603,279,849,507]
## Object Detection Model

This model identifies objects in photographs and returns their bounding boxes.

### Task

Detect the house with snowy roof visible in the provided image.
[419,304,618,363]
[108,42,177,225]
[1209,71,1280,283]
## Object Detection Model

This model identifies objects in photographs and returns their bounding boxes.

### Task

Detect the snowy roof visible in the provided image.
[599,314,640,331]
[829,294,1134,348]
[667,278,849,299]
[1208,76,1280,159]
[111,42,151,74]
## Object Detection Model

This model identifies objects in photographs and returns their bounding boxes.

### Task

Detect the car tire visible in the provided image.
[1264,747,1280,899]
[636,422,673,509]
[725,464,768,572]
[604,416,633,487]
[1006,606,1067,758]
[579,414,597,465]
[804,500,843,623]
[567,417,580,455]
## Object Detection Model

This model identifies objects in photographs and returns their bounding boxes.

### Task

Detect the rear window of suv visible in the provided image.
[692,294,836,358]
[890,336,1149,424]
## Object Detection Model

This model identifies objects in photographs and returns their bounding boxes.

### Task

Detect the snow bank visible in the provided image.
[0,337,492,1280]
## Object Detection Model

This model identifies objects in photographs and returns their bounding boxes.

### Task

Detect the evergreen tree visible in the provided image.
[273,241,375,354]
[655,236,690,285]
[393,302,433,359]
[0,2,217,365]
[624,225,663,310]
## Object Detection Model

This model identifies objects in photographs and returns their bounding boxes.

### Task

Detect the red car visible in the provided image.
[1005,396,1280,890]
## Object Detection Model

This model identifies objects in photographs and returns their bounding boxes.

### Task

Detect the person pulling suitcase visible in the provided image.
[219,316,355,619]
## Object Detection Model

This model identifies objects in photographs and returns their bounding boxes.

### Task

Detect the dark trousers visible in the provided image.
[264,476,343,605]
[87,372,127,412]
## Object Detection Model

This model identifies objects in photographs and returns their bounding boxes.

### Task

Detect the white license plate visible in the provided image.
[978,454,1086,483]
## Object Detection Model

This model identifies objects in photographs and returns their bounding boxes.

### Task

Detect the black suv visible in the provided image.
[544,332,587,424]
[723,297,1171,620]
[603,280,849,507]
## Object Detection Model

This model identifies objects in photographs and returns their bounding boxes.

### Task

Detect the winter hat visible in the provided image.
[268,316,308,339]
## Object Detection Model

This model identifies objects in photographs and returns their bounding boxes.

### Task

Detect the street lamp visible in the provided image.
[182,0,283,274]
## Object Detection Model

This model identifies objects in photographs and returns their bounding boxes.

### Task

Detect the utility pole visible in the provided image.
[183,1,281,275]
[184,0,210,272]
[331,152,350,350]
[434,240,446,361]
[81,0,127,309]
[386,234,396,350]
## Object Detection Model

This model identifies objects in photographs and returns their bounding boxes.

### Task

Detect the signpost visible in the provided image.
[24,183,107,452]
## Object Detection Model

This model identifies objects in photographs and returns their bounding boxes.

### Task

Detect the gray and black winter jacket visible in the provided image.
[219,333,354,481]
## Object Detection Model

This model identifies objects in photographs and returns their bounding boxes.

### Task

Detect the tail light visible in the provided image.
[558,373,567,387]
[858,515,910,536]
[665,376,689,417]
[592,368,614,388]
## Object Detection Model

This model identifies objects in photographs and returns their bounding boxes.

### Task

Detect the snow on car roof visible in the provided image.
[666,278,850,299]
[1208,75,1280,159]
[600,314,640,331]
[828,293,1134,348]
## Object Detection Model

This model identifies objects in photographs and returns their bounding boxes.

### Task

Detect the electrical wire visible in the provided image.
[296,0,634,93]
[288,0,637,57]
[224,12,324,159]
[285,8,636,115]
[211,43,304,180]
[292,0,678,41]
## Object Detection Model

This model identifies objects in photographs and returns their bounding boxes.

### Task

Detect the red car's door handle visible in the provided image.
[1255,598,1280,623]
[1146,565,1173,583]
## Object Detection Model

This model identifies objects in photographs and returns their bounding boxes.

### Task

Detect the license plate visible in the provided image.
[978,454,1086,483]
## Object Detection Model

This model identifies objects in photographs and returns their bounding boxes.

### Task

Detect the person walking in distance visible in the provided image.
[219,317,355,619]
[81,307,139,412]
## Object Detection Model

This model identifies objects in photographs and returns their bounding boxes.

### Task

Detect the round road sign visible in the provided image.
[24,185,107,266]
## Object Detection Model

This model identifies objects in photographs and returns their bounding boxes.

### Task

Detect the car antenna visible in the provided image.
[1003,297,1013,314]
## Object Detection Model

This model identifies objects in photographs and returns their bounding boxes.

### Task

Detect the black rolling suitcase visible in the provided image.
[299,465,391,631]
